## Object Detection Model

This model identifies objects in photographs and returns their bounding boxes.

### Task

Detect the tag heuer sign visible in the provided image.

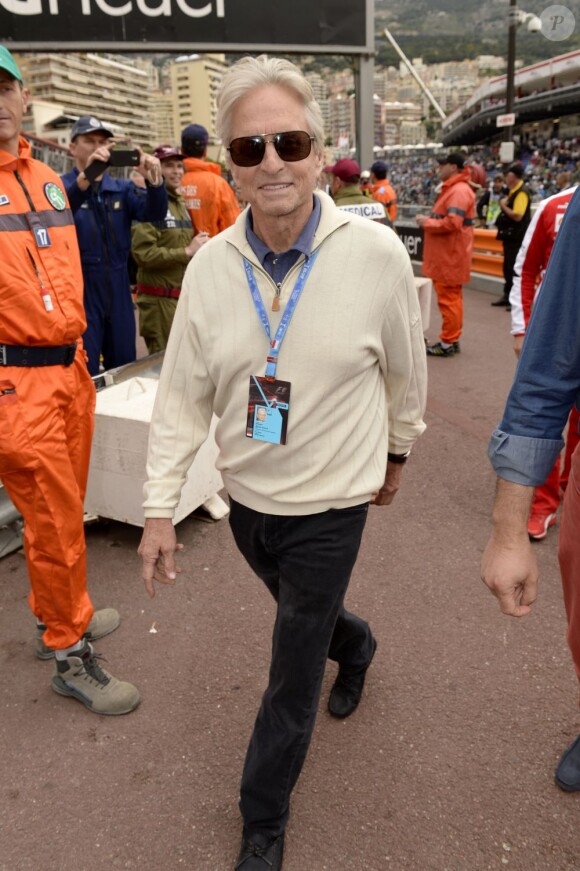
[0,0,369,52]
[496,113,516,128]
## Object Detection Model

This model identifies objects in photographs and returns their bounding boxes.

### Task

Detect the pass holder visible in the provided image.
[246,375,291,445]
[242,249,319,446]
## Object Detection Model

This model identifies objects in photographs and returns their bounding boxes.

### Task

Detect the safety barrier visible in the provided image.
[472,228,504,277]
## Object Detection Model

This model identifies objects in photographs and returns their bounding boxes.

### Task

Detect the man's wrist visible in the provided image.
[387,451,410,465]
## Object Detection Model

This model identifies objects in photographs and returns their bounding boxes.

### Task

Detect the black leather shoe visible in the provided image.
[491,297,510,307]
[555,734,580,791]
[235,832,284,870]
[328,637,377,719]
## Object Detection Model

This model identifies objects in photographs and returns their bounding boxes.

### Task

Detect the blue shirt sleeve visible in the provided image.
[488,428,565,485]
[488,186,580,483]
[125,180,168,223]
[61,168,88,213]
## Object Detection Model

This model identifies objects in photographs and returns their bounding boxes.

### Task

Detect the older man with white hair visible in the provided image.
[138,55,427,871]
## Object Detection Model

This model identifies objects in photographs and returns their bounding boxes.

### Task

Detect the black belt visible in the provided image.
[0,342,77,367]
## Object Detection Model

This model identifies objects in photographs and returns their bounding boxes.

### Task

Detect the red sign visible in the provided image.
[496,113,516,128]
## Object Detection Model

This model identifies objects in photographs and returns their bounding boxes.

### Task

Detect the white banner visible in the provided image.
[338,202,387,220]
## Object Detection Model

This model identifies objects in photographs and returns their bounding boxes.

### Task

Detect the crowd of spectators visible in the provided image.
[468,137,580,200]
[373,136,580,207]
[380,156,441,206]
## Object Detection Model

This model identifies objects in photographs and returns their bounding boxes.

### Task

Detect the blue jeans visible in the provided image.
[228,498,374,839]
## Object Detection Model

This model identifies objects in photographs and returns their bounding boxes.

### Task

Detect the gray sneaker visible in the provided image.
[35,608,121,660]
[52,640,140,716]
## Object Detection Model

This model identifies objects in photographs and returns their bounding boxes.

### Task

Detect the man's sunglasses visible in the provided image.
[227,130,315,167]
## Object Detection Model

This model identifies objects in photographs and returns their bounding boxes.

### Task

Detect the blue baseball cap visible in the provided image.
[71,115,114,141]
[181,123,209,148]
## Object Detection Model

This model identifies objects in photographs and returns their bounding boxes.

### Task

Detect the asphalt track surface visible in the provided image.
[1,284,579,871]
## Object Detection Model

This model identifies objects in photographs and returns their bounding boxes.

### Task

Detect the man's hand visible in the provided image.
[415,214,428,228]
[371,460,404,506]
[185,231,210,258]
[481,478,538,617]
[77,142,114,189]
[135,146,163,187]
[481,535,538,617]
[138,517,183,598]
[513,334,524,358]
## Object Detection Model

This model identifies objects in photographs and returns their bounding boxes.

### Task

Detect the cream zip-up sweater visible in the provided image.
[144,191,427,518]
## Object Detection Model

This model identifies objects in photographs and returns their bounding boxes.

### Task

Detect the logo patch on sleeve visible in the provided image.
[0,194,9,206]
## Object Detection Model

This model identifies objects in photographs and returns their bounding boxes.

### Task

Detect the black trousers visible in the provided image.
[502,237,522,302]
[228,498,374,839]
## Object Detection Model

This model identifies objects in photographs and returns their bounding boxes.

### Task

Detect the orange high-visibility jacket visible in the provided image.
[0,137,86,346]
[421,169,476,286]
[180,156,240,237]
[370,179,398,222]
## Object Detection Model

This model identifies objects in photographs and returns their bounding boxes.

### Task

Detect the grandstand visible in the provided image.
[442,49,580,146]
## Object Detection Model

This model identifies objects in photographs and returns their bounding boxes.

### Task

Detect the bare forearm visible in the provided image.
[481,478,538,617]
[491,477,534,543]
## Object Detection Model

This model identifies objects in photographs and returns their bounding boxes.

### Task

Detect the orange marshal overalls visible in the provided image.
[0,137,95,650]
[421,169,476,344]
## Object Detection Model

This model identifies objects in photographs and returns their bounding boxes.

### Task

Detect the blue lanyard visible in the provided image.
[243,249,319,379]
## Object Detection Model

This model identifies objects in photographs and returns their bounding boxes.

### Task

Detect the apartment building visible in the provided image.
[151,90,175,147]
[383,101,423,146]
[329,95,355,153]
[305,71,331,142]
[16,52,156,146]
[400,119,428,146]
[169,53,228,157]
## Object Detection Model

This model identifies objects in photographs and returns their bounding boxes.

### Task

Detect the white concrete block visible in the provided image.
[85,377,226,527]
[414,276,432,332]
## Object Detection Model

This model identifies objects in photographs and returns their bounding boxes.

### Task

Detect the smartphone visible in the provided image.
[108,147,140,167]
[84,148,140,183]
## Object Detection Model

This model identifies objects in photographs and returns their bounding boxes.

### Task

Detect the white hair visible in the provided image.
[216,55,324,156]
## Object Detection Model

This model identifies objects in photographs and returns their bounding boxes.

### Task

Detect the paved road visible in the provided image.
[1,285,578,871]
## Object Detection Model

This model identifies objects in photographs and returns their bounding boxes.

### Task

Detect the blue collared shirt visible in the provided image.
[488,186,580,486]
[245,196,321,284]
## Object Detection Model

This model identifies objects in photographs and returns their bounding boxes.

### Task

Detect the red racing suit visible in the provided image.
[510,185,580,519]
[0,136,95,650]
[511,186,578,335]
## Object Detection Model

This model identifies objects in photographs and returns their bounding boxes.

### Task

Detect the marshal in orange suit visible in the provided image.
[0,45,138,716]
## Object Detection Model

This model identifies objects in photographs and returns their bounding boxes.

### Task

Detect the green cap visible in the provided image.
[0,46,23,83]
